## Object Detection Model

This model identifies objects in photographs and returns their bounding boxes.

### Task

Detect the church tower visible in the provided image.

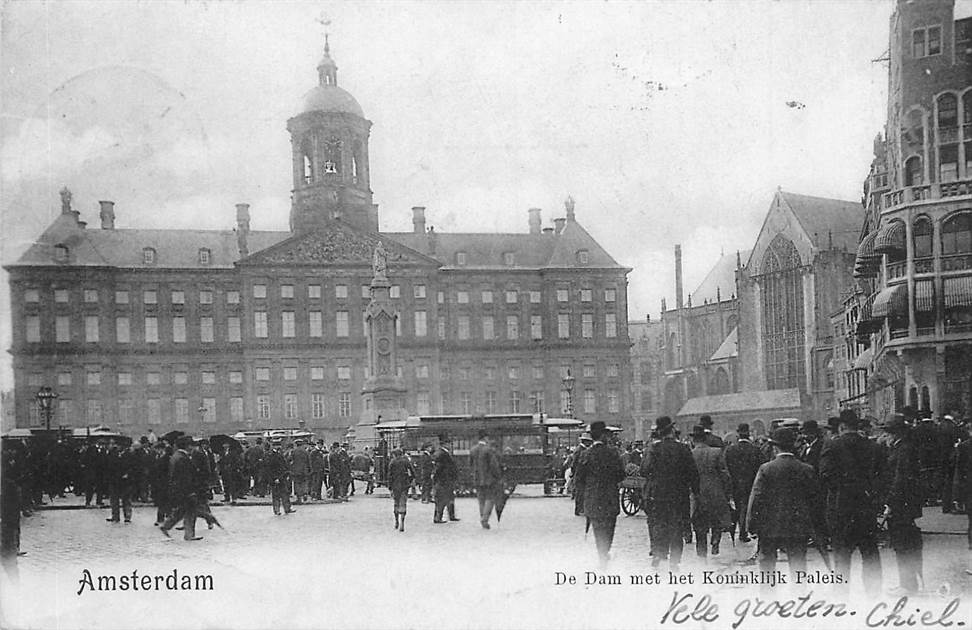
[287,37,378,233]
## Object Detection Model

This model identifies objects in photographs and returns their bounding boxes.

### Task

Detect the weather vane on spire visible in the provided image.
[316,13,332,52]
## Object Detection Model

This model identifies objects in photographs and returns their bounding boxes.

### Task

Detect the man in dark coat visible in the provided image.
[244,438,266,497]
[724,423,761,543]
[149,441,171,526]
[882,413,924,594]
[690,425,732,557]
[939,414,965,513]
[328,442,352,500]
[218,443,244,505]
[747,427,825,583]
[470,430,503,529]
[576,421,625,565]
[104,439,138,523]
[267,441,296,515]
[641,417,699,571]
[160,437,201,540]
[290,440,311,504]
[569,434,592,516]
[819,410,884,596]
[799,420,826,473]
[387,448,415,532]
[699,415,725,449]
[432,435,460,523]
[416,446,433,502]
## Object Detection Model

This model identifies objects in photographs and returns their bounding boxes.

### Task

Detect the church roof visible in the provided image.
[779,191,863,252]
[708,327,738,361]
[689,250,749,305]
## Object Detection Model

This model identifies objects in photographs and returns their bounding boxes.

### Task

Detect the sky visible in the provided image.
[0,0,932,390]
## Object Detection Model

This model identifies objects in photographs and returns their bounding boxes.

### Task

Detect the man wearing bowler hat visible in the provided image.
[799,420,825,473]
[640,416,698,571]
[747,427,825,583]
[819,409,884,596]
[575,421,625,565]
[725,423,761,543]
[881,413,924,594]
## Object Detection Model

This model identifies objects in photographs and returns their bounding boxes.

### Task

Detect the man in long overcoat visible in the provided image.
[576,421,625,565]
[470,430,503,529]
[160,437,201,540]
[243,438,266,497]
[290,440,311,504]
[746,428,825,582]
[267,441,296,515]
[432,436,460,523]
[689,426,732,558]
[104,439,138,524]
[641,416,699,571]
[387,448,415,532]
[882,413,924,594]
[309,442,326,500]
[724,423,761,543]
[328,442,351,500]
[819,410,884,596]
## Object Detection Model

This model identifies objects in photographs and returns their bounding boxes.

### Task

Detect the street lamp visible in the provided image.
[562,369,575,418]
[36,386,58,431]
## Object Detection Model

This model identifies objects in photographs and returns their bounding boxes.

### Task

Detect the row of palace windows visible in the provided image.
[451,250,593,267]
[22,284,619,307]
[55,246,215,266]
[23,310,620,344]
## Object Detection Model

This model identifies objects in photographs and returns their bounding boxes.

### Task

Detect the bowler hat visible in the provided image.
[589,421,607,437]
[881,413,910,433]
[737,423,750,435]
[800,420,820,435]
[699,415,714,428]
[768,428,797,450]
[654,416,674,433]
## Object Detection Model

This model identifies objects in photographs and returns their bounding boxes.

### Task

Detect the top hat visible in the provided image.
[589,421,607,437]
[736,423,750,435]
[654,416,674,433]
[881,413,910,433]
[800,420,820,435]
[699,415,714,428]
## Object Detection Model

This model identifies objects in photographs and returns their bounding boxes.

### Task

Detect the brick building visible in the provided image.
[5,43,632,442]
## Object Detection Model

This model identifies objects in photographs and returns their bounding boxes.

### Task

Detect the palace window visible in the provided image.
[254,312,268,338]
[198,248,211,265]
[530,315,542,340]
[281,284,294,299]
[227,316,241,342]
[482,315,495,340]
[55,288,69,303]
[200,317,214,342]
[85,316,99,343]
[506,315,519,339]
[142,248,156,265]
[84,289,98,303]
[226,290,240,304]
[308,285,321,299]
[309,311,323,337]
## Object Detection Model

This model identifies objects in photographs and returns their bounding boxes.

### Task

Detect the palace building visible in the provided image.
[5,41,632,442]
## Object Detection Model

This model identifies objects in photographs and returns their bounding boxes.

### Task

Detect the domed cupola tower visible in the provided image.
[287,37,377,233]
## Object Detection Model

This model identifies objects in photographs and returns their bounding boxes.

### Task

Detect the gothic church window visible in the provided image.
[759,235,805,391]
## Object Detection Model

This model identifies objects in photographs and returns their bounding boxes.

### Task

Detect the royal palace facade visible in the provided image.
[5,42,632,442]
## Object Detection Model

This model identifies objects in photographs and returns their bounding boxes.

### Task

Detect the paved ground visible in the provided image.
[3,490,971,630]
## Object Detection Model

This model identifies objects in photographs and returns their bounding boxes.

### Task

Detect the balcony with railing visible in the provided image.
[883,177,972,211]
[887,261,907,280]
[914,257,935,274]
[942,253,972,272]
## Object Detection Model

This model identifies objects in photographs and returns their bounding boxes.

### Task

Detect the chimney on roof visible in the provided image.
[675,244,684,309]
[99,201,115,230]
[565,195,576,222]
[412,206,426,234]
[661,298,666,312]
[528,208,542,234]
[236,203,251,257]
[553,218,566,235]
[427,226,437,255]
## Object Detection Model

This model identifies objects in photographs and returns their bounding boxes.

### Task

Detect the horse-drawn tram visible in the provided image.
[373,413,584,494]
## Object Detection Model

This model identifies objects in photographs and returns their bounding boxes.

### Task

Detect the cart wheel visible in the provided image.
[620,488,639,516]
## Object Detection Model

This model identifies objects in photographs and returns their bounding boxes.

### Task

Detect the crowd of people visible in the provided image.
[570,410,972,596]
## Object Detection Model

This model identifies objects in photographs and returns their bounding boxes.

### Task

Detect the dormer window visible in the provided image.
[503,252,515,266]
[198,248,211,265]
[456,251,468,266]
[577,249,590,265]
[142,248,157,265]
[54,244,69,263]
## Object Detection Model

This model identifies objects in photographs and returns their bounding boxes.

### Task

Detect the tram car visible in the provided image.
[373,413,584,495]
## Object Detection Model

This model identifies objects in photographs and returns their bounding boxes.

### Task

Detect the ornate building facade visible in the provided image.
[6,43,632,443]
[850,0,972,419]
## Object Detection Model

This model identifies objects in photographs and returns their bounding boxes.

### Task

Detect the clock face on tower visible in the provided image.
[376,337,391,355]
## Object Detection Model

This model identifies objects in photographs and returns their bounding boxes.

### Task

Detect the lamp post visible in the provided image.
[36,386,58,431]
[562,369,575,419]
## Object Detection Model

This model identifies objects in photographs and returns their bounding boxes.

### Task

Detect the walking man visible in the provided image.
[387,448,414,532]
[747,427,825,584]
[470,430,503,529]
[689,426,732,558]
[267,441,296,516]
[724,423,761,543]
[160,437,201,541]
[641,417,698,571]
[819,410,884,596]
[105,439,137,524]
[882,413,924,594]
[432,435,460,523]
[575,421,625,565]
[290,440,311,504]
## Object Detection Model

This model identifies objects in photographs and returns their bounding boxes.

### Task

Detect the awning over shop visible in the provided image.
[915,280,935,312]
[852,347,873,371]
[874,220,906,255]
[944,275,972,308]
[853,231,881,278]
[872,284,907,318]
[855,292,882,335]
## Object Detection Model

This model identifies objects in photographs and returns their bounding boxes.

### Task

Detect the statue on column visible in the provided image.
[373,242,388,279]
